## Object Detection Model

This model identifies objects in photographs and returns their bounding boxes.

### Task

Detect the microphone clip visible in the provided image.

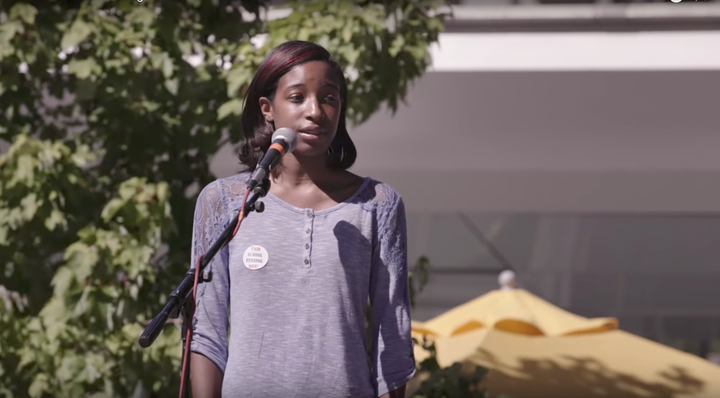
[251,174,271,199]
[245,175,270,214]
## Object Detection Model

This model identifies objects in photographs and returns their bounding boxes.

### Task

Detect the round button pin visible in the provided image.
[243,245,269,270]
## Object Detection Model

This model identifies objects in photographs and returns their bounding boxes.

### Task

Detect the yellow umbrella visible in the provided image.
[412,270,617,338]
[411,271,720,398]
[451,328,720,398]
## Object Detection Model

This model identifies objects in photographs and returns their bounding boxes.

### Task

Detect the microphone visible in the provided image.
[248,128,297,190]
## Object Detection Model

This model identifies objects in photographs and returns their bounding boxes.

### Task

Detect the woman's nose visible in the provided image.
[305,97,321,120]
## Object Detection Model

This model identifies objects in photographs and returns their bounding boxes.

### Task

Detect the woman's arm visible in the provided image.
[188,181,231,397]
[369,185,416,398]
[191,353,224,398]
[380,385,406,398]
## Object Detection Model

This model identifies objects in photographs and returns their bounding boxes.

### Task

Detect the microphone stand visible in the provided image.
[139,178,271,398]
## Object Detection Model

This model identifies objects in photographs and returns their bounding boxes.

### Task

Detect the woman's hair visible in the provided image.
[238,41,357,172]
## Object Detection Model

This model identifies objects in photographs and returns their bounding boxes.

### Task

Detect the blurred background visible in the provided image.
[1,0,719,397]
[215,0,720,359]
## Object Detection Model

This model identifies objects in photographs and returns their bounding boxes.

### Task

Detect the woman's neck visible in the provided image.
[270,153,334,188]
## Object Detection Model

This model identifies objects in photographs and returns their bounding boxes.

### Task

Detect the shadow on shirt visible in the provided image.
[334,216,408,398]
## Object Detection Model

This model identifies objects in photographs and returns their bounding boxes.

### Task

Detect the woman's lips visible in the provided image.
[299,131,323,140]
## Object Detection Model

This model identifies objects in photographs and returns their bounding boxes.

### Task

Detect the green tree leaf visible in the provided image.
[68,58,100,79]
[61,20,93,51]
[28,373,49,398]
[217,98,243,120]
[164,78,179,96]
[10,4,38,25]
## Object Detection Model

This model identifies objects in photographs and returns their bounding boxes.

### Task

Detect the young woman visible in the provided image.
[189,41,415,398]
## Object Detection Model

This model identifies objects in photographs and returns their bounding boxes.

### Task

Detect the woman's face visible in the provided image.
[260,61,342,157]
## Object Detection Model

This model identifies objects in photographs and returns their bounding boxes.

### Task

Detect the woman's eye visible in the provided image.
[289,94,303,102]
[324,95,337,103]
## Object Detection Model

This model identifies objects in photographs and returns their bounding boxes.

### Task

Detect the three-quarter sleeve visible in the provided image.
[369,187,416,397]
[189,181,231,374]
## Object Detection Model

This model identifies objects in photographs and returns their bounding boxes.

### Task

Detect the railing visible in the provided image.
[256,1,720,32]
[452,0,718,4]
[444,0,720,32]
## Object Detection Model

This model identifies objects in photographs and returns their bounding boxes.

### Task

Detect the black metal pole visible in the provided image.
[180,303,192,398]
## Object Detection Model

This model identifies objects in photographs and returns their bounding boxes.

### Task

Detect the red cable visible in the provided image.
[178,187,252,397]
[232,188,252,239]
[178,254,202,398]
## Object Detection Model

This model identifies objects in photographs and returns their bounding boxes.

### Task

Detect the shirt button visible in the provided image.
[306,211,313,218]
[304,259,309,265]
[306,228,311,234]
[305,243,310,249]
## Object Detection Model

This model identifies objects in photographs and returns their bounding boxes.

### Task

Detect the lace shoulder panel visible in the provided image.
[357,178,402,213]
[361,179,407,278]
[192,173,250,260]
[214,172,252,216]
[193,180,224,243]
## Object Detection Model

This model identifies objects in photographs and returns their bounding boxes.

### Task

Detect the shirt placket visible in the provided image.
[303,209,314,268]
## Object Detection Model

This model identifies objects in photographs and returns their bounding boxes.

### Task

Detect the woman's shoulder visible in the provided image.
[355,177,407,239]
[355,175,404,212]
[197,173,251,206]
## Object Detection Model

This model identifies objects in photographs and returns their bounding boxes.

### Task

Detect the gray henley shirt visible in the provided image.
[189,173,416,398]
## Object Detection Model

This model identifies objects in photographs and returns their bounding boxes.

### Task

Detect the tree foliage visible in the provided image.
[410,340,498,398]
[0,0,446,396]
[409,340,515,398]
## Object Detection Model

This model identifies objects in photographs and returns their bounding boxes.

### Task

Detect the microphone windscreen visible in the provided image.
[272,128,297,153]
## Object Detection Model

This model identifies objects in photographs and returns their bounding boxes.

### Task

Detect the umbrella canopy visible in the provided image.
[453,328,720,398]
[410,271,720,398]
[412,270,617,338]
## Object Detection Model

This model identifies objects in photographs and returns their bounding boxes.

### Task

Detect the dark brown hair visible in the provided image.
[238,41,356,172]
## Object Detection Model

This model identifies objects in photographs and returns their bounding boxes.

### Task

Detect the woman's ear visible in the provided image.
[259,97,273,122]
